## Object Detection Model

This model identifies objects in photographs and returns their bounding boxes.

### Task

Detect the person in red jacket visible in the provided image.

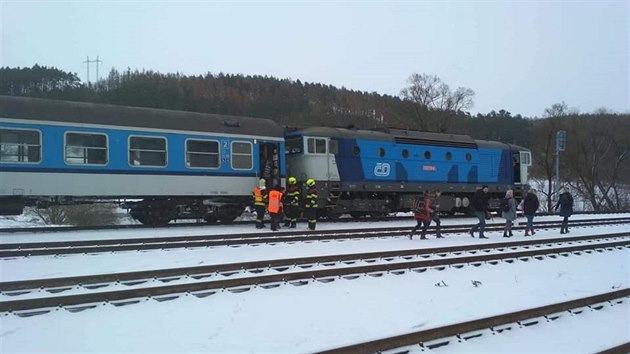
[410,191,431,240]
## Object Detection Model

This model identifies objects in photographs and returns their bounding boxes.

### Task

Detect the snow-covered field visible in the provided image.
[1,213,629,353]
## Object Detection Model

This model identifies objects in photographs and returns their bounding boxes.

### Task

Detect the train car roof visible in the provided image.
[0,95,284,138]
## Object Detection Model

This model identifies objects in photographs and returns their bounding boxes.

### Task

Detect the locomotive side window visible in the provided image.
[0,128,41,163]
[186,139,219,168]
[352,146,361,156]
[231,141,252,170]
[378,147,386,157]
[307,138,326,154]
[424,150,431,160]
[520,151,532,166]
[466,152,472,161]
[65,132,108,165]
[328,139,339,154]
[129,136,167,167]
[446,152,452,160]
[402,149,409,158]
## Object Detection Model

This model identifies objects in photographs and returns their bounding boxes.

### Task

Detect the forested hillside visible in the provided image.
[1,65,628,210]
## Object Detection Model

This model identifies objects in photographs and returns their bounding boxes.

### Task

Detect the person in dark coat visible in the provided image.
[431,189,443,238]
[554,186,574,234]
[523,189,540,236]
[501,189,517,238]
[469,185,490,239]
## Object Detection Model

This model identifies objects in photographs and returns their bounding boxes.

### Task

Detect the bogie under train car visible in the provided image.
[0,96,285,225]
[285,127,531,218]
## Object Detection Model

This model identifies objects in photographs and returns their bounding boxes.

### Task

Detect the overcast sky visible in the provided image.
[1,1,628,117]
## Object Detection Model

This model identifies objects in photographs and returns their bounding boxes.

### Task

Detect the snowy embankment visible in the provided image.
[0,213,629,353]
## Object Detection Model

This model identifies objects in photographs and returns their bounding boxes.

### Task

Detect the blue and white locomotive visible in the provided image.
[0,95,284,225]
[1,95,532,225]
[285,126,531,218]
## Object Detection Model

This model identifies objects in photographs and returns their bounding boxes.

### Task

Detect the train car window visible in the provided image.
[328,139,339,154]
[231,141,252,170]
[424,150,431,160]
[352,146,361,156]
[307,138,326,154]
[378,147,386,157]
[402,149,409,158]
[285,137,302,154]
[446,152,452,160]
[466,152,472,161]
[0,128,41,163]
[129,136,167,167]
[186,139,219,168]
[65,132,108,165]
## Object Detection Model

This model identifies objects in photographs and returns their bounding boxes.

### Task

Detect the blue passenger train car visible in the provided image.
[0,95,285,225]
[285,127,531,218]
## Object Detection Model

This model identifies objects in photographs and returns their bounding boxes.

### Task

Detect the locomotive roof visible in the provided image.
[0,95,284,138]
[290,126,482,149]
[288,126,394,141]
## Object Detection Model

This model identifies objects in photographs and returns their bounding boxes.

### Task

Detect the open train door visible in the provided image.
[258,141,281,189]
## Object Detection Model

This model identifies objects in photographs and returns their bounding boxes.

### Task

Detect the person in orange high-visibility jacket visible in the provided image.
[252,178,268,229]
[267,185,284,231]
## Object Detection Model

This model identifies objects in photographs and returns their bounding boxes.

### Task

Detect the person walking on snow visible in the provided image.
[501,189,517,237]
[554,185,574,234]
[469,185,490,239]
[523,189,540,236]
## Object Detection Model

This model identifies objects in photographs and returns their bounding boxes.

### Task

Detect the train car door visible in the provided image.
[259,142,281,188]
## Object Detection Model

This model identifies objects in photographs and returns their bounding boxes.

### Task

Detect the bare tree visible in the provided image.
[400,73,475,132]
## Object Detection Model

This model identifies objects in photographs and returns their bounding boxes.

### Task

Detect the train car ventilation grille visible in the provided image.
[394,137,477,149]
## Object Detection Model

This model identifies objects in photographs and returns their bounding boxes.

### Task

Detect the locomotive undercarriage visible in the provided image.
[319,184,523,219]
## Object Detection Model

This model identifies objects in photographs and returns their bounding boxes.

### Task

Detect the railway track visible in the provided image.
[1,210,628,234]
[2,232,628,316]
[1,217,629,258]
[315,288,630,354]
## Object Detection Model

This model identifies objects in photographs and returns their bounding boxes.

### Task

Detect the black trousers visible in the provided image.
[254,205,266,228]
[305,207,317,230]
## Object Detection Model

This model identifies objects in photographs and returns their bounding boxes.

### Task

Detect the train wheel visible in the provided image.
[203,214,218,223]
[218,205,242,223]
[327,211,342,220]
[369,212,386,219]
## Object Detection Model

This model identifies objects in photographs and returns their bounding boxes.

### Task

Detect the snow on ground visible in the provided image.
[1,213,629,353]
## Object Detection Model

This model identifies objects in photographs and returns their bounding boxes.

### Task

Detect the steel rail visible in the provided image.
[2,232,629,293]
[1,238,628,314]
[314,289,630,354]
[1,210,628,234]
[1,218,629,258]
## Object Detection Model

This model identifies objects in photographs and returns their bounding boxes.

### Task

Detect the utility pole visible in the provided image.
[83,56,103,84]
[83,56,91,84]
[555,130,567,201]
[95,56,103,82]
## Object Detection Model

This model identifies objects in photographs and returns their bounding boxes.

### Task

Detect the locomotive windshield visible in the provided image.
[285,136,303,154]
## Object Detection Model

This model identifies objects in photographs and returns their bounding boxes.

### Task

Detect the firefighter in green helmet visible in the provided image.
[283,176,300,228]
[304,178,318,230]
